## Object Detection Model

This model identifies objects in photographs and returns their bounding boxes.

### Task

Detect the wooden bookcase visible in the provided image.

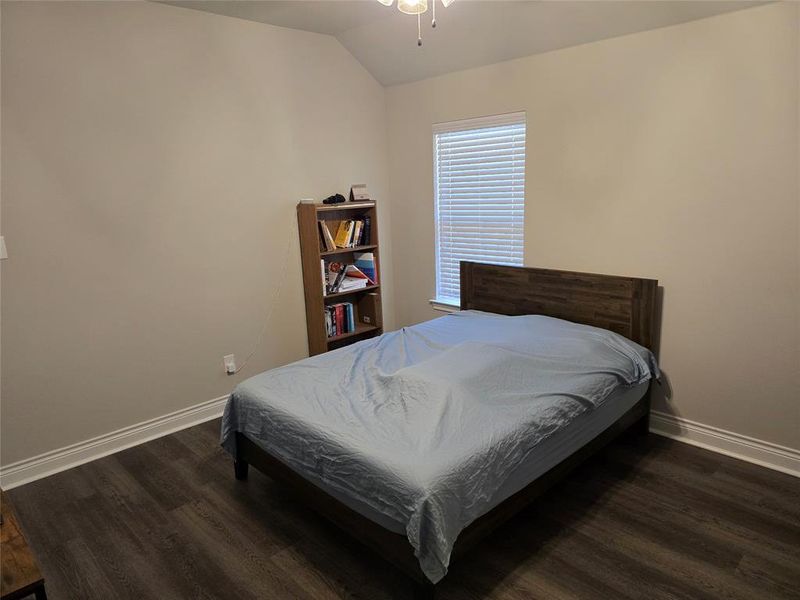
[297,201,383,356]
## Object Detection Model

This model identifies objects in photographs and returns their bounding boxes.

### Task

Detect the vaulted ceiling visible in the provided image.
[163,1,762,86]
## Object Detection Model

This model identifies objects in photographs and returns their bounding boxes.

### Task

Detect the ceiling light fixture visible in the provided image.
[377,0,456,47]
[398,0,427,15]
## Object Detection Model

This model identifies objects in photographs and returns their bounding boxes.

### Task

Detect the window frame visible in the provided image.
[431,111,527,309]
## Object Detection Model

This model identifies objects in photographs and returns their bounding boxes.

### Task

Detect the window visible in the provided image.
[433,112,526,306]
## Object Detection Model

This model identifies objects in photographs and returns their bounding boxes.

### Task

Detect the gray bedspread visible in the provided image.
[221,311,659,582]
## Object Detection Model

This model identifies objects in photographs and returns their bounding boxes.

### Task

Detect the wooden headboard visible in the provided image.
[460,262,658,350]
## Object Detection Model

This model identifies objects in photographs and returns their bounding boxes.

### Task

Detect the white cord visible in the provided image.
[232,210,297,375]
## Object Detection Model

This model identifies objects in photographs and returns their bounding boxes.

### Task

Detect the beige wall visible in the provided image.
[0,1,394,465]
[387,3,800,449]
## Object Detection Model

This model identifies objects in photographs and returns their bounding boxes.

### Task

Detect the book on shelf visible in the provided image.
[335,304,344,335]
[353,252,377,284]
[319,218,371,251]
[325,261,347,295]
[361,216,371,246]
[323,261,374,294]
[325,302,355,338]
[339,265,370,291]
[338,279,368,292]
[334,221,352,248]
[318,220,336,252]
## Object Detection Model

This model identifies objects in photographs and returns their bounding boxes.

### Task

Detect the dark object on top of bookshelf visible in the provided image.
[322,193,346,205]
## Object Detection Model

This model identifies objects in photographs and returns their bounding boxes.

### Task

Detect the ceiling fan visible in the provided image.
[376,0,456,46]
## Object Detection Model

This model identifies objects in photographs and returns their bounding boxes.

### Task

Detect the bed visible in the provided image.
[221,261,659,598]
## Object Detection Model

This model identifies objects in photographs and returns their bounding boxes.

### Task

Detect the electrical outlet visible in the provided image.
[223,354,236,375]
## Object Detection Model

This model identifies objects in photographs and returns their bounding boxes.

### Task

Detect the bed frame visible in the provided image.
[233,261,658,599]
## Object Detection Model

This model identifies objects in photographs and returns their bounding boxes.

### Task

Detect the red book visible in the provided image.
[335,304,345,335]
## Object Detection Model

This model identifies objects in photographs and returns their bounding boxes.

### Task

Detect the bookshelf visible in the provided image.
[297,201,384,356]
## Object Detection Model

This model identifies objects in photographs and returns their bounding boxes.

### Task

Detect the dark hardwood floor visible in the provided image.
[8,419,800,600]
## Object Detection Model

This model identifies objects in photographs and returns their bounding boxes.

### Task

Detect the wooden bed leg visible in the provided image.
[234,459,249,481]
[412,580,436,600]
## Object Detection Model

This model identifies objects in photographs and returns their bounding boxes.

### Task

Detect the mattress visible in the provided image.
[221,310,659,583]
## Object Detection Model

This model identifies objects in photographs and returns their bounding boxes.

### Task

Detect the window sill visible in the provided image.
[429,299,460,313]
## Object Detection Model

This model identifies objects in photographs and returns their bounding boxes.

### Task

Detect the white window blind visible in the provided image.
[434,112,526,304]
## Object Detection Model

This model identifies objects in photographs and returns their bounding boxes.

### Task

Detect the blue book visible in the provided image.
[353,252,377,284]
[346,303,355,332]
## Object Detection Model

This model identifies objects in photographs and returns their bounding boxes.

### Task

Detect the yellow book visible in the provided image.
[334,220,352,248]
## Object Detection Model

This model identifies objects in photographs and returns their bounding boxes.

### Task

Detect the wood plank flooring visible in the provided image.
[8,419,800,600]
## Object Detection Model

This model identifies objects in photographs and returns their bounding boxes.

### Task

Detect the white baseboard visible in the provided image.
[0,395,229,490]
[650,410,800,478]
